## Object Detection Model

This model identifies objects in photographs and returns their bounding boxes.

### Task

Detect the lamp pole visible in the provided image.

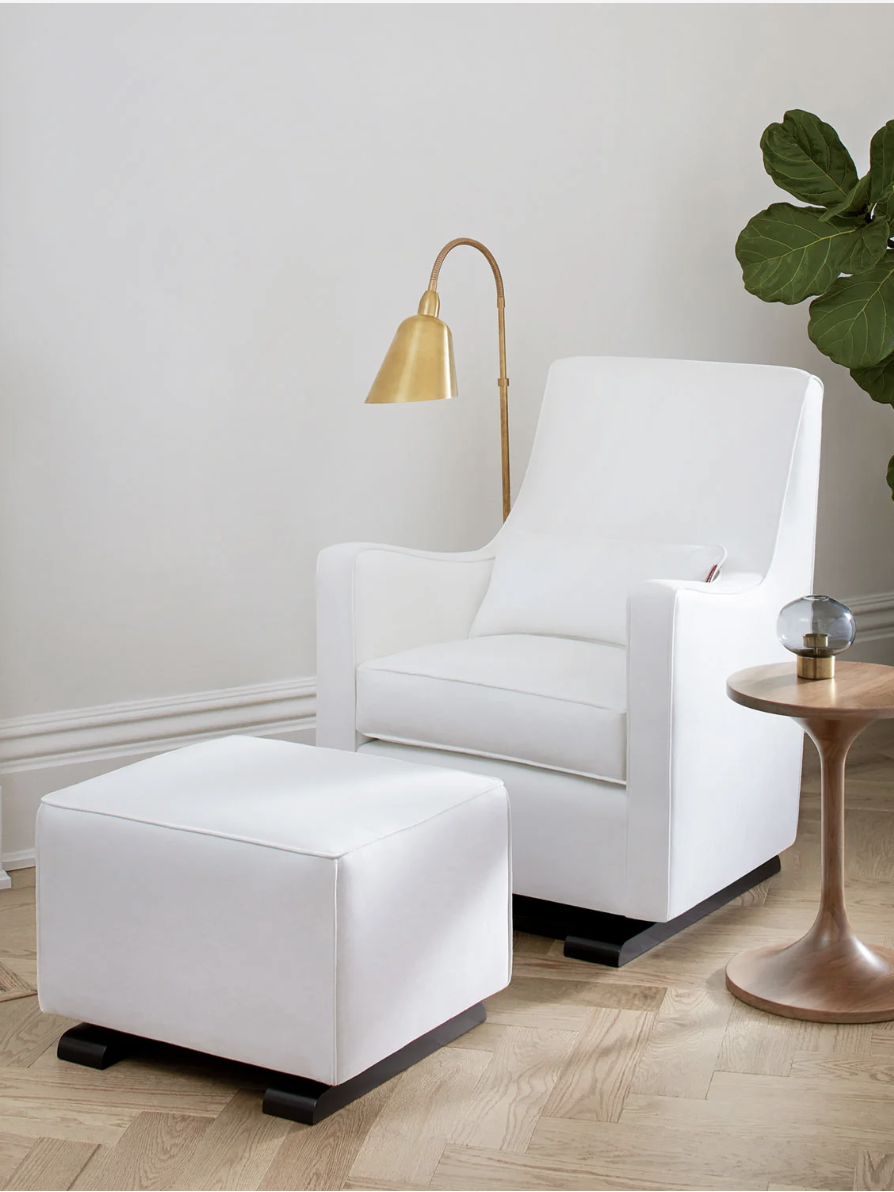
[427,239,511,522]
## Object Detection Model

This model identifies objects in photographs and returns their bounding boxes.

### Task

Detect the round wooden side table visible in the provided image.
[726,660,894,1023]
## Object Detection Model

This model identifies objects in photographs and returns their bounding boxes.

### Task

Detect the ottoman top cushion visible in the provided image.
[40,735,504,859]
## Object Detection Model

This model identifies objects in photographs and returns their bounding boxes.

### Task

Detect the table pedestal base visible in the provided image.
[726,933,894,1023]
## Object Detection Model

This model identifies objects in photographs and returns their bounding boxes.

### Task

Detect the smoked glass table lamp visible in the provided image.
[777,595,856,680]
[365,238,511,521]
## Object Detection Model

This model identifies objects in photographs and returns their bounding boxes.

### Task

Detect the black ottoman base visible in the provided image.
[57,1001,487,1126]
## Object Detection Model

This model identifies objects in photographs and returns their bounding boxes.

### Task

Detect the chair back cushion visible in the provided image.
[469,531,725,645]
[502,357,816,576]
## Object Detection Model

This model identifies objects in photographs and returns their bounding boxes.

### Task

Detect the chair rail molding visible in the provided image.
[0,678,316,870]
[846,590,894,644]
[0,678,316,773]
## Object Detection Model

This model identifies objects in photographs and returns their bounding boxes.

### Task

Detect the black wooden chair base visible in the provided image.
[514,856,781,967]
[56,1022,137,1070]
[57,1002,486,1126]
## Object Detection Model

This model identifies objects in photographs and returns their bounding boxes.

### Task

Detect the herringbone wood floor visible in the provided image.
[3,731,894,1192]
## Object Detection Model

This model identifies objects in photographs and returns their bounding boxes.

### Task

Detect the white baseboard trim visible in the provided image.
[847,591,894,643]
[0,678,316,774]
[2,849,34,872]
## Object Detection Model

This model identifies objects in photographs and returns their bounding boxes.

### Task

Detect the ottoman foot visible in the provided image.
[57,1023,134,1069]
[263,1001,486,1125]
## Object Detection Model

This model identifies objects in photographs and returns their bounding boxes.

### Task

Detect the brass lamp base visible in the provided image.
[797,655,835,680]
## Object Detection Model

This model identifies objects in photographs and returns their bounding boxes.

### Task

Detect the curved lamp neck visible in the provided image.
[428,238,506,306]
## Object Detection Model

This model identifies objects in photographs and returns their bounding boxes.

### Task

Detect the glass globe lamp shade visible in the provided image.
[777,595,855,680]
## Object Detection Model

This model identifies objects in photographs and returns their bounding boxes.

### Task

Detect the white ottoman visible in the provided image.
[37,735,511,1123]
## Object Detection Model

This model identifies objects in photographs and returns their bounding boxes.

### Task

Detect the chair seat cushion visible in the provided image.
[356,634,627,782]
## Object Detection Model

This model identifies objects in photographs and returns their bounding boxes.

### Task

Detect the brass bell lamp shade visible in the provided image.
[365,238,511,521]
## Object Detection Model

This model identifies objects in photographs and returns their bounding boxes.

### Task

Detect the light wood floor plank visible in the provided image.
[445,1021,508,1053]
[485,989,591,1033]
[0,1067,235,1117]
[870,1027,894,1056]
[0,965,34,1007]
[0,911,35,961]
[629,981,732,1099]
[790,1053,894,1085]
[528,1114,858,1191]
[854,1149,894,1191]
[542,1006,654,1121]
[729,878,771,907]
[0,1135,33,1188]
[429,1144,715,1191]
[448,1026,577,1153]
[258,1081,390,1192]
[717,999,798,1077]
[791,1019,875,1055]
[0,888,37,914]
[0,1004,73,1070]
[3,1136,97,1191]
[342,1180,429,1191]
[496,975,666,1015]
[158,1091,294,1191]
[0,970,35,1001]
[511,932,553,956]
[0,1113,126,1148]
[347,1046,491,1188]
[623,1075,894,1146]
[71,1111,212,1192]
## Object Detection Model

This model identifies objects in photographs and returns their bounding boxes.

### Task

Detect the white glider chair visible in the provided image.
[317,357,823,964]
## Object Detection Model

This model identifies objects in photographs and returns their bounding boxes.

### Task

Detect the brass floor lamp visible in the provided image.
[365,238,511,521]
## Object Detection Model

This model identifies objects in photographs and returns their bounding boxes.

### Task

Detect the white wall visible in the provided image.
[3,4,894,859]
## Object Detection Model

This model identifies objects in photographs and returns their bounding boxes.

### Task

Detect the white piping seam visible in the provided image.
[358,667,626,711]
[332,855,339,1084]
[664,586,678,916]
[40,780,507,861]
[361,735,627,787]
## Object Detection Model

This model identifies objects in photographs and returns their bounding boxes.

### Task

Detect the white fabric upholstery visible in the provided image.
[357,634,627,781]
[317,357,824,922]
[37,735,512,1086]
[470,531,726,645]
[359,739,630,916]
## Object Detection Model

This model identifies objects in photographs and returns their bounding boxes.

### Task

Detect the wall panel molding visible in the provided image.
[0,678,316,774]
[847,590,894,643]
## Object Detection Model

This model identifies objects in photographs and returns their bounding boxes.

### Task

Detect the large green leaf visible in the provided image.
[839,218,890,274]
[852,351,894,404]
[869,120,894,207]
[821,172,872,221]
[823,122,894,221]
[808,251,894,367]
[736,203,866,304]
[761,110,858,207]
[877,191,894,224]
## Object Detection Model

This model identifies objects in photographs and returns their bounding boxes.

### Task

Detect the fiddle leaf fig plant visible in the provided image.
[736,110,894,496]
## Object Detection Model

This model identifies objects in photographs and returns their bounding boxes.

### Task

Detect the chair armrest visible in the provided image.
[625,572,802,920]
[316,542,495,749]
